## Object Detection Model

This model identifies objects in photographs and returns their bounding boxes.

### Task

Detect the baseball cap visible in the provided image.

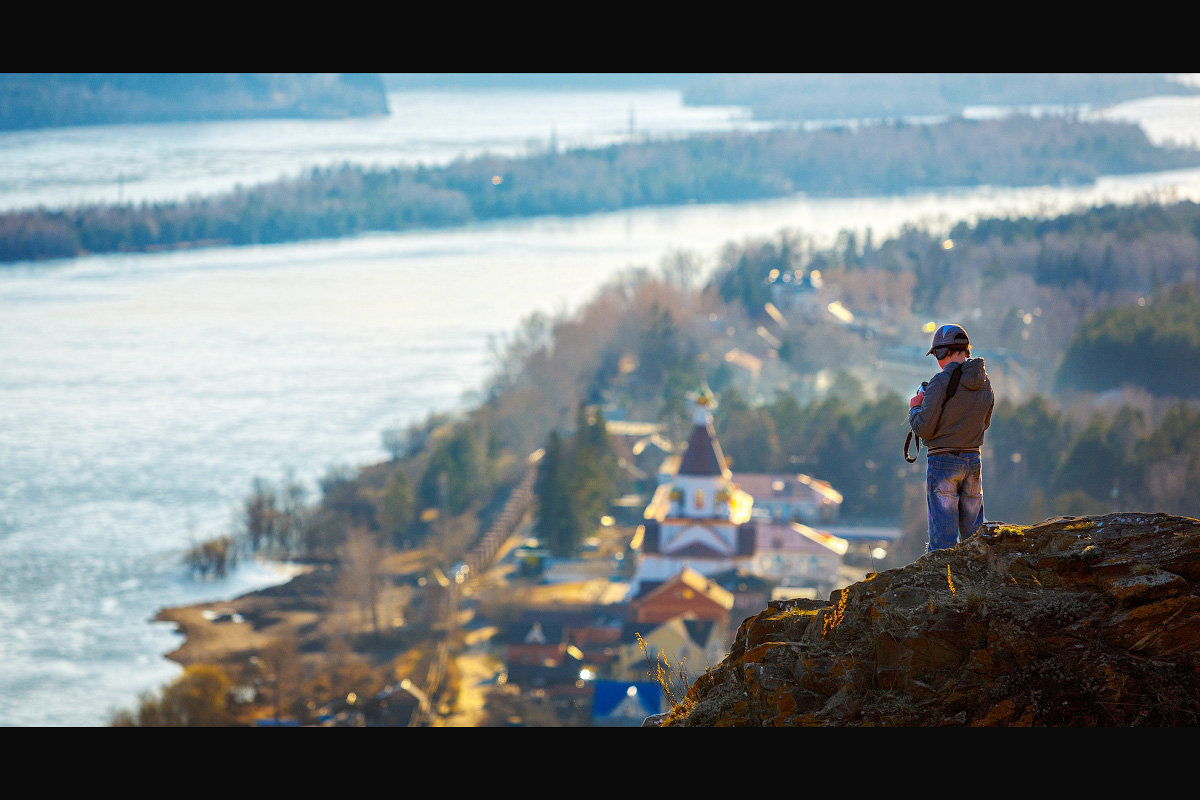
[926,323,970,356]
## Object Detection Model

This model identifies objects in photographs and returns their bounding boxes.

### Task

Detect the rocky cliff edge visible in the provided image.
[648,512,1200,726]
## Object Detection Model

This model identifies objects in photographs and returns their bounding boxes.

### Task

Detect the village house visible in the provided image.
[768,266,824,313]
[629,566,734,627]
[497,607,631,696]
[590,681,664,726]
[612,566,736,680]
[614,615,730,682]
[734,472,843,524]
[753,522,847,600]
[500,614,576,686]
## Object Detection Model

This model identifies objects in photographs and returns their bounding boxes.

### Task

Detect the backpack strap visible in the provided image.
[904,362,964,463]
[944,361,963,403]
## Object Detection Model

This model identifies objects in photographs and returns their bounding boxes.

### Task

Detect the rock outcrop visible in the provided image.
[649,512,1200,726]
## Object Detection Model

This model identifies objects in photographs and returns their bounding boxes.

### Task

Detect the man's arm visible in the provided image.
[909,372,947,439]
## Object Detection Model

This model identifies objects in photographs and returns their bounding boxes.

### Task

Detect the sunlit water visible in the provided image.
[3,87,1200,726]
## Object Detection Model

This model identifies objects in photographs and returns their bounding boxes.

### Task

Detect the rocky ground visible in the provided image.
[650,512,1200,726]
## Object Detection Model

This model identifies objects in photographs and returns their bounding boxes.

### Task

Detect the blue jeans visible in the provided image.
[926,452,984,552]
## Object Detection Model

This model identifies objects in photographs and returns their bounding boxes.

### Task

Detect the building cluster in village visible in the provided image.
[490,389,899,725]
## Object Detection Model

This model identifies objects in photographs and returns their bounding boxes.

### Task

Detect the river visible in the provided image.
[3,85,1200,726]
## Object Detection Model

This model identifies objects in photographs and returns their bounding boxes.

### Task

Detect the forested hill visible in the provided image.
[682,73,1200,122]
[0,74,389,131]
[4,114,1200,264]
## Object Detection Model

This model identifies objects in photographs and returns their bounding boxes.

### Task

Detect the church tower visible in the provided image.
[628,388,756,597]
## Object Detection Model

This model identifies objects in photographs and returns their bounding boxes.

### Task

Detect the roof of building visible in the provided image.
[634,566,735,611]
[677,420,731,479]
[591,681,663,720]
[820,524,905,542]
[502,618,566,646]
[682,618,718,648]
[733,472,844,505]
[500,608,626,645]
[756,522,849,556]
[604,420,663,437]
[620,616,717,652]
[628,579,665,602]
[708,567,778,593]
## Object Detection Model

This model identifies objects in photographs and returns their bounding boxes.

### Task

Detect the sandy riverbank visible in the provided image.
[154,563,333,668]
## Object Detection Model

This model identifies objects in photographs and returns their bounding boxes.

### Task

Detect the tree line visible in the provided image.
[5,115,1200,264]
[1056,283,1200,396]
[0,73,389,131]
[716,199,1200,320]
[984,395,1200,522]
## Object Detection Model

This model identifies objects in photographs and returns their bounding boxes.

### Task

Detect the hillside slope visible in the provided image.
[650,512,1200,726]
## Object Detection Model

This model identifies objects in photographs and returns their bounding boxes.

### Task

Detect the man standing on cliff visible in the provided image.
[909,323,995,552]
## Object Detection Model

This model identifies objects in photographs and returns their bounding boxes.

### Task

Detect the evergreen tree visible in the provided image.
[379,469,414,539]
[418,423,482,515]
[535,430,580,557]
[569,404,619,531]
[1052,417,1123,503]
[1056,286,1200,396]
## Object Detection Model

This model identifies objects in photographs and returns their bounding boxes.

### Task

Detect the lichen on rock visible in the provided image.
[647,512,1200,727]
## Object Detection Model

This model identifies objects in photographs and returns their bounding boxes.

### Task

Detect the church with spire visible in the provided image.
[628,388,758,598]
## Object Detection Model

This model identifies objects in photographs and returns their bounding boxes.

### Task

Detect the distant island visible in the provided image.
[681,73,1200,122]
[4,113,1200,264]
[0,73,389,131]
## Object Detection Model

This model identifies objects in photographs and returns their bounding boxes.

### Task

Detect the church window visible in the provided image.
[694,490,704,510]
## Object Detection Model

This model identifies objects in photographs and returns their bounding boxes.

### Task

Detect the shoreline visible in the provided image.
[154,562,322,669]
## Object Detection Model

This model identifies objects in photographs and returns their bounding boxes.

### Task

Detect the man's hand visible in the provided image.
[909,391,924,409]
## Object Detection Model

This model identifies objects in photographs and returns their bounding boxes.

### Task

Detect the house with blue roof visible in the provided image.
[591,680,664,726]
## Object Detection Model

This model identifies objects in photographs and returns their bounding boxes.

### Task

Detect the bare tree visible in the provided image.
[338,526,388,635]
[258,634,303,723]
